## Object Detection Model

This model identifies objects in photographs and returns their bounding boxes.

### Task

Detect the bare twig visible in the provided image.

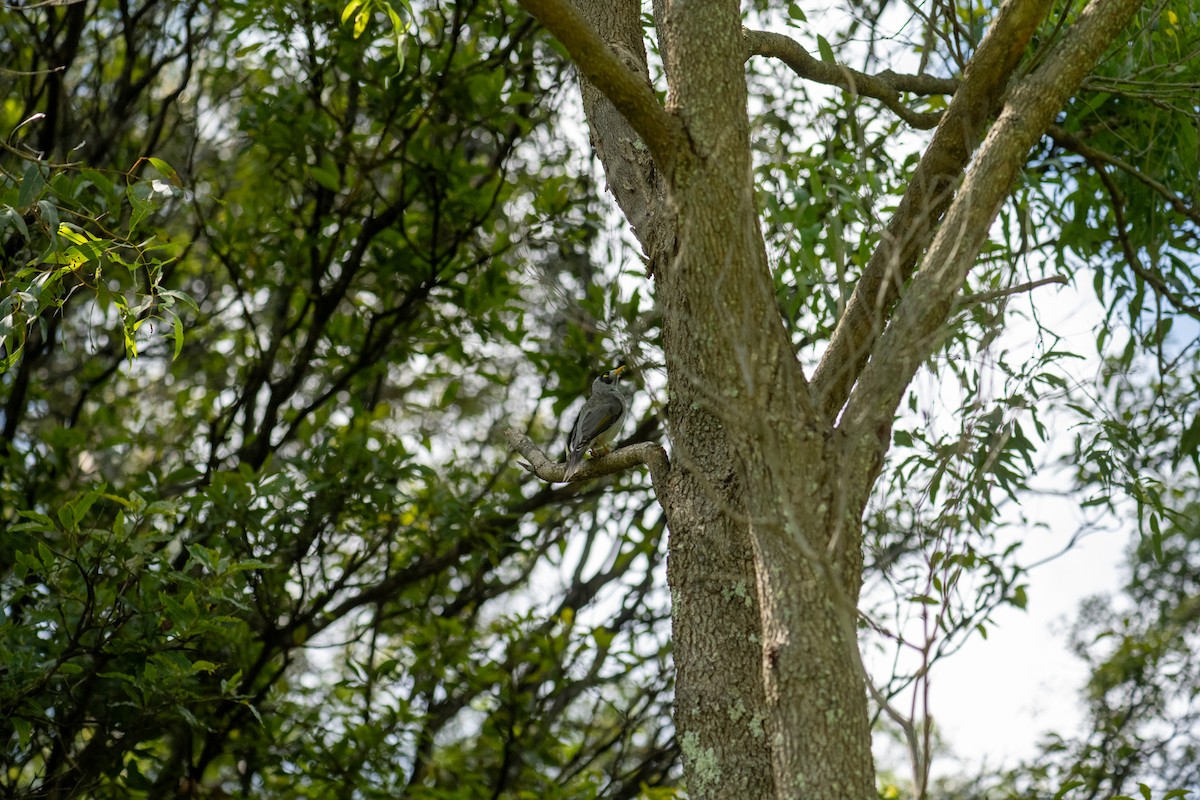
[0,65,67,76]
[3,0,87,8]
[958,275,1068,306]
[743,28,953,130]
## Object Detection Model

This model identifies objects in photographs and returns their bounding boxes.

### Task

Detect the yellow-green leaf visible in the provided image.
[340,0,364,24]
[147,156,181,186]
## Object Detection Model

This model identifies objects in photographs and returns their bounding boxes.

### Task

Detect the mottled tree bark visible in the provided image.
[570,2,777,795]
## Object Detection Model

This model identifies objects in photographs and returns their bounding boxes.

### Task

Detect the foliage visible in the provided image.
[1,1,672,797]
[929,343,1200,800]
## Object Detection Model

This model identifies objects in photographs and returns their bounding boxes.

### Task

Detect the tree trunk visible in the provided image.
[521,0,1146,795]
[568,0,877,794]
[656,1,878,794]
[573,3,777,795]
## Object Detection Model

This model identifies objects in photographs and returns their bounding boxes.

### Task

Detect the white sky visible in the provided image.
[933,524,1126,774]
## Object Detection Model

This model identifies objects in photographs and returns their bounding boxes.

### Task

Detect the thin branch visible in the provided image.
[1095,165,1200,321]
[504,427,670,493]
[2,0,87,7]
[810,0,1054,423]
[865,670,928,800]
[957,275,1068,306]
[0,65,67,77]
[743,29,952,130]
[516,0,683,170]
[1047,124,1200,228]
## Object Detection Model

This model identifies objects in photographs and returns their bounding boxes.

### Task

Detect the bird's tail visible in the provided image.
[563,448,584,481]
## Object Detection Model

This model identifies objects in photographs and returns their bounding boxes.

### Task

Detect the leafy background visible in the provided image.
[2,0,1198,798]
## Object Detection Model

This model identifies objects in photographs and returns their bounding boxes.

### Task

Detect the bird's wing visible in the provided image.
[564,389,625,481]
[568,393,625,454]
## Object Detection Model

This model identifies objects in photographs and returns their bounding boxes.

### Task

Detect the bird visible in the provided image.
[563,364,628,481]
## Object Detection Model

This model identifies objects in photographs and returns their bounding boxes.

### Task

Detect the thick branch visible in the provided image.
[517,0,683,170]
[504,427,670,491]
[840,0,1144,493]
[572,0,676,277]
[810,0,1053,423]
[743,29,951,130]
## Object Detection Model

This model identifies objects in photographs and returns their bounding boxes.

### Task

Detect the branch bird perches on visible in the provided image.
[504,427,670,493]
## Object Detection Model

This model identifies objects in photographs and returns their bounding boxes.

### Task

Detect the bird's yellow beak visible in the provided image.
[608,364,628,379]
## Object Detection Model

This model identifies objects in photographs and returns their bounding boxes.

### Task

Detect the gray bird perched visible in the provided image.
[563,364,628,481]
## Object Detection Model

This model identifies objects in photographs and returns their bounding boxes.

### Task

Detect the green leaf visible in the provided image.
[18,162,46,208]
[57,503,78,532]
[353,6,370,38]
[37,541,55,569]
[18,509,54,528]
[384,2,408,73]
[592,627,615,650]
[37,199,60,238]
[0,206,30,241]
[147,156,181,187]
[73,487,102,524]
[170,311,184,360]
[1054,781,1084,799]
[816,34,836,65]
[1177,410,1200,469]
[158,288,200,313]
[1149,513,1164,562]
[233,41,266,58]
[11,717,31,751]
